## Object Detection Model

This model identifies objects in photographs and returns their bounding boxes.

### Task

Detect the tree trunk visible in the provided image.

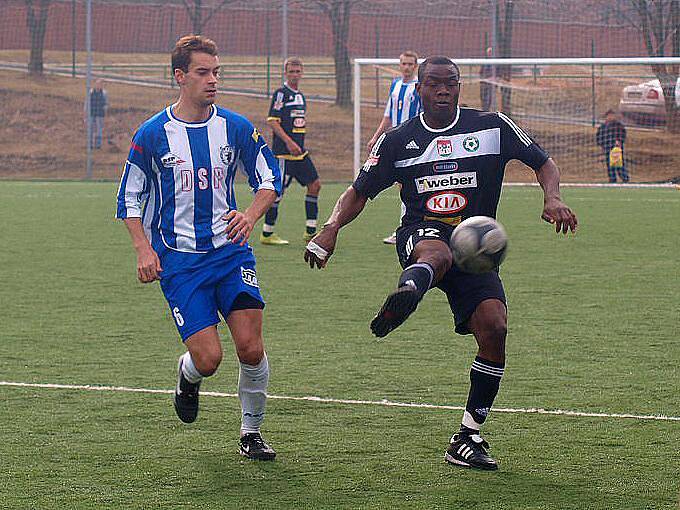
[498,0,514,114]
[26,0,50,75]
[329,0,352,108]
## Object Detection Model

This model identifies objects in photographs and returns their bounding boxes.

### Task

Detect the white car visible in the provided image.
[619,77,680,124]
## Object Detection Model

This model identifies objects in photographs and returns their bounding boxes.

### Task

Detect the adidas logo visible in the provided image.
[405,140,420,150]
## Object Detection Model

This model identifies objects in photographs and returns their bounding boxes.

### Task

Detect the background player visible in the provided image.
[260,56,322,245]
[116,35,281,461]
[305,56,577,471]
[366,50,421,245]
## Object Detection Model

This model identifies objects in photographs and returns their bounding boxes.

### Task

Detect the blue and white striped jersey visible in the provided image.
[384,78,421,127]
[116,105,282,254]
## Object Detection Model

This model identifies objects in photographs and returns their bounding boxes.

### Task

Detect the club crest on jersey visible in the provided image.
[436,139,453,157]
[425,191,468,214]
[463,136,480,152]
[161,152,185,168]
[220,145,235,165]
[241,267,259,288]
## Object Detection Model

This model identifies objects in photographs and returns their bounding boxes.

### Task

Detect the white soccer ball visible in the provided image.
[449,216,508,274]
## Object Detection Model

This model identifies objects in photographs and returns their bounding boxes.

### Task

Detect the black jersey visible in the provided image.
[267,83,307,160]
[353,107,549,227]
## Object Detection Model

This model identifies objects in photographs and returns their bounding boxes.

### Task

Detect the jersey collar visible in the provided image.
[418,107,460,133]
[284,82,299,92]
[167,103,217,128]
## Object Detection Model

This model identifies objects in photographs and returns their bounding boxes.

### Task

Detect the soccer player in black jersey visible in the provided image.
[260,56,322,245]
[304,56,577,471]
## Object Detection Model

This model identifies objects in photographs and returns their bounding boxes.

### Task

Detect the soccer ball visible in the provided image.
[450,216,508,274]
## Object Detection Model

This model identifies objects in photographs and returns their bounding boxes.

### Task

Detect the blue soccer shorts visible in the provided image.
[159,248,264,341]
[396,220,507,335]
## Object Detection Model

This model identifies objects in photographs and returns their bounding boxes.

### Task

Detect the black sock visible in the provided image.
[263,200,280,235]
[460,356,505,434]
[397,263,434,300]
[305,194,318,234]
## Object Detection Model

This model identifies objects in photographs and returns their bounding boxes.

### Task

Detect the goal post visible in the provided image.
[353,57,680,183]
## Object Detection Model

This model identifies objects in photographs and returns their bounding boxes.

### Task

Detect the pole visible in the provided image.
[71,0,76,78]
[266,16,271,96]
[353,59,361,176]
[85,0,93,179]
[281,0,288,82]
[374,22,379,108]
[591,39,596,127]
[490,0,498,111]
[169,9,175,87]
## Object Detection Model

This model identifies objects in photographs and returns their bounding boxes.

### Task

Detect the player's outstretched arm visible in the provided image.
[123,218,162,283]
[535,158,578,234]
[304,186,368,269]
[367,117,391,153]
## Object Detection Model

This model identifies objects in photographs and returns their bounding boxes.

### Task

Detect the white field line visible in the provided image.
[1,381,678,422]
[504,182,679,188]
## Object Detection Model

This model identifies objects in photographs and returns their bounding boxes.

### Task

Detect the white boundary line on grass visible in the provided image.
[2,381,678,422]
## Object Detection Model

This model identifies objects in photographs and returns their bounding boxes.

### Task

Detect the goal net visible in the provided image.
[354,58,680,185]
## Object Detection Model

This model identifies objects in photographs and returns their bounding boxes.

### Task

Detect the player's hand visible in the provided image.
[222,210,254,246]
[304,226,338,269]
[541,198,578,234]
[287,141,303,156]
[136,246,162,283]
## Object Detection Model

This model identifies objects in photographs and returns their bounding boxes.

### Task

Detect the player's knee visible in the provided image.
[193,349,223,376]
[237,342,265,366]
[307,179,321,195]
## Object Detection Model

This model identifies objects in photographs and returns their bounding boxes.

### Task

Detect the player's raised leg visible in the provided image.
[371,228,452,337]
[227,298,276,461]
[445,298,507,470]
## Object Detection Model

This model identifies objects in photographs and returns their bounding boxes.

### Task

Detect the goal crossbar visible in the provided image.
[353,57,680,173]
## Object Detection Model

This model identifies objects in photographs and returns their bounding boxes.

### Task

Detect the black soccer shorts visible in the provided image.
[279,155,319,188]
[395,220,507,335]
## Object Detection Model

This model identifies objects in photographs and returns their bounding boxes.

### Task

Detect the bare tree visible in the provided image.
[26,0,51,75]
[632,0,680,132]
[181,0,235,35]
[311,0,358,108]
[495,0,515,114]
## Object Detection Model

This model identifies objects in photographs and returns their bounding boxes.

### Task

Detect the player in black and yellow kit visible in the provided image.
[260,57,322,245]
[304,56,577,471]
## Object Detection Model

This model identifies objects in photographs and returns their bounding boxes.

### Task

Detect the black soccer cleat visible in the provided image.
[370,285,421,337]
[174,357,201,424]
[239,432,277,461]
[444,433,498,471]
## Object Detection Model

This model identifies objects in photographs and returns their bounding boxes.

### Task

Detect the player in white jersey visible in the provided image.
[367,51,421,245]
[116,36,281,461]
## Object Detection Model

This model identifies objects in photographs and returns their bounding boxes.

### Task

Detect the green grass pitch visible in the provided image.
[1,181,678,509]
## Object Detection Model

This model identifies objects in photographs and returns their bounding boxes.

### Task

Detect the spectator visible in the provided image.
[86,79,108,149]
[596,109,629,183]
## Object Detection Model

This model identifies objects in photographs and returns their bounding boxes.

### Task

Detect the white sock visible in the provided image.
[181,351,203,384]
[238,354,269,435]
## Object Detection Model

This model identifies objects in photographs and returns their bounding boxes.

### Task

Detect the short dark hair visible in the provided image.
[418,55,459,82]
[604,108,616,116]
[171,35,218,74]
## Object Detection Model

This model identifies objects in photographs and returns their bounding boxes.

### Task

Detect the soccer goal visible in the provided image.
[353,57,680,184]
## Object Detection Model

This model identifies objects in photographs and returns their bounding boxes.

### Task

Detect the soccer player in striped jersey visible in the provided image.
[116,35,282,461]
[259,56,322,245]
[367,50,421,245]
[305,56,577,471]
